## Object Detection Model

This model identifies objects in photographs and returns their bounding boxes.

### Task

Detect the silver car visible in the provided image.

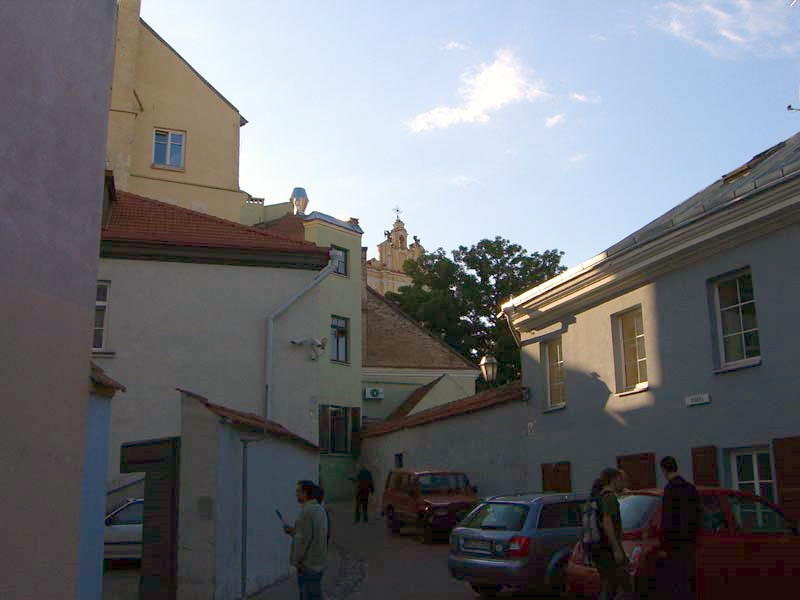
[448,492,588,597]
[104,498,143,560]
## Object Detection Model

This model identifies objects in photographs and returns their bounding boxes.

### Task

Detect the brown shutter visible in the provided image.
[617,453,656,490]
[773,436,800,521]
[319,405,330,451]
[350,407,362,453]
[691,446,720,486]
[542,461,572,492]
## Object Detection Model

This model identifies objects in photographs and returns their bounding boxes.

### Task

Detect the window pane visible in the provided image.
[756,453,773,481]
[463,502,529,531]
[168,144,183,167]
[636,336,646,359]
[702,496,728,533]
[736,455,754,482]
[93,329,104,349]
[740,302,758,331]
[154,141,167,164]
[94,307,106,328]
[738,273,754,302]
[638,360,647,383]
[723,335,744,363]
[96,284,108,302]
[718,280,739,308]
[721,307,741,335]
[621,312,636,341]
[633,311,644,336]
[113,502,143,525]
[154,131,168,143]
[618,495,660,532]
[760,484,775,503]
[744,331,760,358]
[624,359,639,387]
[170,132,184,144]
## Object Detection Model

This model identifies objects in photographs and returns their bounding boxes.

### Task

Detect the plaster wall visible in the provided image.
[409,374,473,415]
[0,2,115,598]
[95,258,324,478]
[520,223,800,493]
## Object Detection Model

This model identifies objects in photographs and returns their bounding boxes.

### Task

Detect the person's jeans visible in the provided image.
[297,567,323,600]
[354,496,368,522]
[656,545,696,600]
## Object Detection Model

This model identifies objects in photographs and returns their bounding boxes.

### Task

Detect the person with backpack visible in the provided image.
[585,468,631,600]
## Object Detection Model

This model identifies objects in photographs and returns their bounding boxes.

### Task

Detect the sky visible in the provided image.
[140,0,800,268]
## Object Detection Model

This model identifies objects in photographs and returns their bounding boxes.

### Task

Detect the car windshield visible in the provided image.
[619,494,659,532]
[461,502,529,531]
[418,473,469,494]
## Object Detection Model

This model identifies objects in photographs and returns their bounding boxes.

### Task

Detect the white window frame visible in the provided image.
[541,337,565,409]
[93,281,110,351]
[152,128,185,169]
[729,448,777,503]
[612,306,648,393]
[319,405,352,454]
[330,315,349,363]
[712,269,760,369]
[331,246,348,276]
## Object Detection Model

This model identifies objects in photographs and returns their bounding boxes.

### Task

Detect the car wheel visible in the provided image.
[547,560,568,598]
[385,508,400,534]
[470,583,501,598]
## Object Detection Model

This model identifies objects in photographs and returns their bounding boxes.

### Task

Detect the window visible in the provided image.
[728,495,789,533]
[153,129,184,168]
[94,281,110,350]
[730,449,776,504]
[613,307,647,391]
[541,337,565,407]
[394,453,404,468]
[330,246,348,276]
[110,501,143,526]
[330,316,349,363]
[538,501,582,529]
[701,495,729,533]
[319,405,359,453]
[462,503,529,531]
[713,270,760,367]
[417,473,470,494]
[618,494,660,531]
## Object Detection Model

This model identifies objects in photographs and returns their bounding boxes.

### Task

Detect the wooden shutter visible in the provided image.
[691,446,720,486]
[617,453,656,490]
[319,405,330,451]
[350,407,362,453]
[773,436,800,521]
[542,461,572,492]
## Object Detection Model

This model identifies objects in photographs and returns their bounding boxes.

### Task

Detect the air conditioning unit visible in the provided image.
[364,387,384,400]
[685,393,710,407]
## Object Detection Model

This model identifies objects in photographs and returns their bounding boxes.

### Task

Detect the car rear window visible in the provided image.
[619,494,659,531]
[538,501,583,529]
[418,473,470,494]
[461,502,529,531]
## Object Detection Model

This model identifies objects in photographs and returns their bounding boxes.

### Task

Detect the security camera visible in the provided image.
[312,338,327,349]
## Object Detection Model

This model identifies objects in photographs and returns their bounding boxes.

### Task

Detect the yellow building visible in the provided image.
[242,190,365,501]
[366,216,425,295]
[106,0,248,221]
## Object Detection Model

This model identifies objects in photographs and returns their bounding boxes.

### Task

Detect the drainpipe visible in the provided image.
[264,257,335,424]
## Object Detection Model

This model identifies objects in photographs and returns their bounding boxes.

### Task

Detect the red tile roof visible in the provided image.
[385,375,444,420]
[362,381,523,438]
[178,389,318,452]
[102,191,329,258]
[90,362,126,398]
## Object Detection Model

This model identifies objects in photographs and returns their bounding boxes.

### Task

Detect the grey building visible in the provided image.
[503,131,800,522]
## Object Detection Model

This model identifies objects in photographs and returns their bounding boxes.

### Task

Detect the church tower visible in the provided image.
[366,211,424,295]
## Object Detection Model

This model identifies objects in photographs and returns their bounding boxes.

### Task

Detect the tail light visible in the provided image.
[507,536,531,557]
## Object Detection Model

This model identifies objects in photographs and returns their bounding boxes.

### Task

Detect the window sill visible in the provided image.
[616,383,649,397]
[713,357,761,374]
[542,403,566,414]
[92,350,116,358]
[333,272,350,278]
[330,360,351,367]
[151,163,185,172]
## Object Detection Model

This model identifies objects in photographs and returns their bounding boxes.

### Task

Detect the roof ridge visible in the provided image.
[366,286,476,369]
[385,374,446,420]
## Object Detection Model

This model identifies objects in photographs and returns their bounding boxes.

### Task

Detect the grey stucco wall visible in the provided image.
[0,2,116,598]
[521,222,800,494]
[96,258,323,478]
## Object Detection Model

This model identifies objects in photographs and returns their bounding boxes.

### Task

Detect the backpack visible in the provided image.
[581,495,602,549]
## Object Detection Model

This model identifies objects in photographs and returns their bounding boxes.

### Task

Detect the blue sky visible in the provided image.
[141,0,800,268]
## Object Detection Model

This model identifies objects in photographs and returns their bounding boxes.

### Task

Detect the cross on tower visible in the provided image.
[393,206,402,219]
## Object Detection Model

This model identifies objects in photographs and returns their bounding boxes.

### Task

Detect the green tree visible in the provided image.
[386,237,566,385]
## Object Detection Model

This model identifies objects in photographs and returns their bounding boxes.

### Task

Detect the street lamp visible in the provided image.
[479,355,498,384]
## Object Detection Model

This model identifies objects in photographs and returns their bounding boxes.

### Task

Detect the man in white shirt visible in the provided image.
[283,480,329,600]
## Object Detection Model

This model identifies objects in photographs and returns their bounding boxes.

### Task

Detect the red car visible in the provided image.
[565,488,800,599]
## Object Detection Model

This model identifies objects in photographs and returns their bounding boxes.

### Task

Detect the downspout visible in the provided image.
[264,257,335,424]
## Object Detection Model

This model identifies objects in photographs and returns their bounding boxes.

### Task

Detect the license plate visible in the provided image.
[463,539,491,551]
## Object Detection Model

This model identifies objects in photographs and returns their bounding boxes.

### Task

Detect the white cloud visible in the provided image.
[570,92,601,103]
[409,50,548,132]
[443,41,467,51]
[545,113,566,128]
[451,175,477,186]
[591,33,609,42]
[651,0,800,58]
[568,153,589,163]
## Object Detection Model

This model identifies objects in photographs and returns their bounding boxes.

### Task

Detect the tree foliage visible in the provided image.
[385,237,566,385]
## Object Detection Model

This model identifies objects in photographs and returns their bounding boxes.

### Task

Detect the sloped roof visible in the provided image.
[178,389,318,452]
[90,362,126,398]
[364,286,477,370]
[606,131,800,257]
[255,213,307,241]
[102,191,330,263]
[386,375,444,421]
[362,382,523,438]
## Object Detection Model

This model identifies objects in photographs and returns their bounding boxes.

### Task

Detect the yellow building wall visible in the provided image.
[303,221,363,409]
[106,1,247,221]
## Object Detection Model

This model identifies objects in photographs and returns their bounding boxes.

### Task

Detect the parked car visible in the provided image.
[104,497,143,560]
[448,492,589,597]
[565,488,800,599]
[382,469,479,543]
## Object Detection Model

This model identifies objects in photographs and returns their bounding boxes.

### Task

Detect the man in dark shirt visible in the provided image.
[591,468,631,600]
[659,456,701,600]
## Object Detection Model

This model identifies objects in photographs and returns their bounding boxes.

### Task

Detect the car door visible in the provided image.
[695,493,739,600]
[727,493,800,585]
[104,500,144,559]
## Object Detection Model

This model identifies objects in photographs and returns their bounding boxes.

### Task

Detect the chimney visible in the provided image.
[290,187,309,215]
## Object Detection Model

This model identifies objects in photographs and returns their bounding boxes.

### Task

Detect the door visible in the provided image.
[105,500,144,559]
